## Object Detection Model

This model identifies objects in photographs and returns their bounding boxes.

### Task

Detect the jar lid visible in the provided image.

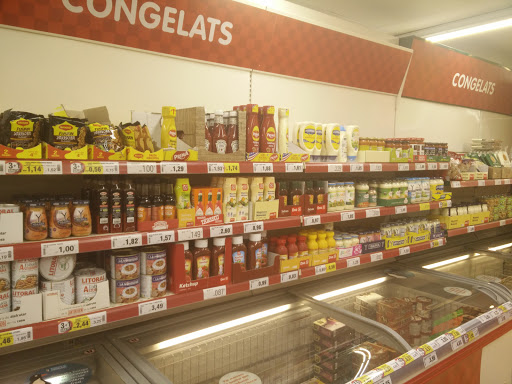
[249,233,261,242]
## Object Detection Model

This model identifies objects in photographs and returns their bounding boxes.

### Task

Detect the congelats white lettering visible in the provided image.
[62,0,233,45]
[452,73,495,95]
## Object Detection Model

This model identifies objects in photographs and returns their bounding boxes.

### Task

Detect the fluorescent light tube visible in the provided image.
[313,277,387,301]
[423,255,469,269]
[489,242,512,251]
[426,18,512,42]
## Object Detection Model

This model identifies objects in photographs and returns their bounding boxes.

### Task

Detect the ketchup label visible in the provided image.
[252,126,260,142]
[233,251,246,270]
[266,127,276,142]
[289,252,298,259]
[196,255,210,279]
[317,194,324,204]
[293,195,301,206]
[255,248,265,269]
[215,139,227,154]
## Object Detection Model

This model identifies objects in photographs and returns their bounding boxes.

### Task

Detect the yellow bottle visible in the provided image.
[326,231,336,253]
[307,233,319,256]
[317,233,328,253]
[161,106,177,150]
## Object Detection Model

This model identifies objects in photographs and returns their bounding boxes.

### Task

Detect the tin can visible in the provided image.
[141,274,167,298]
[110,278,140,304]
[12,287,38,311]
[110,249,140,280]
[74,268,107,303]
[0,262,9,292]
[39,254,76,281]
[11,259,38,289]
[0,290,10,314]
[0,204,20,214]
[140,246,167,275]
[40,275,75,305]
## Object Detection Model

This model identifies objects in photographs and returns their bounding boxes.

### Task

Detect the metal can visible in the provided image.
[40,275,75,305]
[12,287,38,311]
[140,246,167,275]
[74,268,107,303]
[0,262,9,292]
[110,249,140,280]
[110,278,140,304]
[39,254,76,281]
[0,204,20,214]
[11,259,38,289]
[141,274,167,298]
[0,290,10,314]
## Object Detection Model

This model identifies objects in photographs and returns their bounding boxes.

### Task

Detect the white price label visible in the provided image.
[347,257,360,268]
[478,312,494,323]
[375,377,393,384]
[451,337,464,351]
[427,163,438,170]
[280,270,299,283]
[395,206,407,214]
[371,252,383,262]
[350,163,364,172]
[478,180,486,187]
[503,302,512,311]
[147,230,175,245]
[365,208,380,218]
[427,339,442,350]
[315,264,326,275]
[398,163,410,171]
[41,240,79,257]
[253,163,273,173]
[469,327,480,339]
[341,211,355,221]
[399,246,410,256]
[210,225,233,237]
[0,246,14,262]
[139,299,167,315]
[101,162,120,174]
[177,228,203,242]
[0,160,4,175]
[161,162,187,174]
[497,313,510,324]
[70,161,119,175]
[505,179,511,185]
[127,162,157,174]
[500,220,507,226]
[250,277,269,290]
[41,161,62,174]
[370,163,383,172]
[423,351,438,368]
[244,221,264,233]
[111,234,143,249]
[286,163,303,172]
[203,285,227,300]
[495,179,503,185]
[436,335,451,347]
[467,226,475,233]
[415,163,426,171]
[439,162,449,170]
[89,311,107,327]
[207,163,224,173]
[1,327,33,346]
[328,164,343,173]
[451,181,461,188]
[304,215,321,226]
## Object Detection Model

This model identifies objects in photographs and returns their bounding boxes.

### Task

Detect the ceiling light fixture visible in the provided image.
[426,18,512,42]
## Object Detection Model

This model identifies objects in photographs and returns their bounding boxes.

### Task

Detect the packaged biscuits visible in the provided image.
[12,259,38,289]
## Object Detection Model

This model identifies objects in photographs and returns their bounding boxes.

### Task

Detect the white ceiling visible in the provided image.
[286,0,512,68]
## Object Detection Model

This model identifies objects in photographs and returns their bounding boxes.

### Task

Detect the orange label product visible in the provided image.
[50,202,72,239]
[137,206,151,222]
[246,104,260,153]
[24,203,48,241]
[205,189,215,216]
[192,188,206,217]
[213,188,223,216]
[260,106,276,153]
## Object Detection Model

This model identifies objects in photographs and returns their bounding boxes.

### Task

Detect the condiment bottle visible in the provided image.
[289,181,303,206]
[305,180,315,205]
[314,180,325,205]
[137,183,151,224]
[226,111,238,154]
[205,189,214,216]
[307,233,319,256]
[269,236,279,254]
[278,108,289,154]
[161,106,177,150]
[214,188,223,216]
[151,181,164,221]
[94,177,110,234]
[287,236,298,259]
[193,239,211,279]
[250,177,264,203]
[212,110,228,155]
[232,235,248,271]
[276,239,288,261]
[122,178,136,232]
[236,178,249,221]
[24,202,48,241]
[317,232,328,253]
[194,188,205,217]
[261,230,269,262]
[263,177,275,201]
[247,233,265,269]
[297,236,308,257]
[50,201,72,239]
[211,237,225,276]
[205,117,213,152]
[164,181,177,220]
[223,178,237,223]
[71,200,92,237]
[110,178,123,233]
[175,178,191,209]
[179,241,193,282]
[279,181,289,206]
[326,231,336,253]
[260,106,276,153]
[246,104,260,153]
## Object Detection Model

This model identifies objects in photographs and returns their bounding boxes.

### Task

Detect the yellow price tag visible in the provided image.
[498,305,508,313]
[419,202,431,211]
[326,262,336,273]
[66,315,91,333]
[224,163,240,173]
[82,162,105,174]
[400,352,414,365]
[377,364,394,376]
[0,331,13,348]
[5,160,61,175]
[355,375,373,384]
[440,201,450,208]
[419,343,434,355]
[448,329,462,339]
[467,330,478,342]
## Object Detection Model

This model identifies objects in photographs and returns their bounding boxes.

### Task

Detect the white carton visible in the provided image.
[0,212,23,244]
[0,294,42,331]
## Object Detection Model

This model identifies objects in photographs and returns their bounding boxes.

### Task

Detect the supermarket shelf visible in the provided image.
[447,218,512,237]
[449,179,512,188]
[304,162,449,173]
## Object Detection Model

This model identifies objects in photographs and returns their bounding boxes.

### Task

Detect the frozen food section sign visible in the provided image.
[0,0,411,94]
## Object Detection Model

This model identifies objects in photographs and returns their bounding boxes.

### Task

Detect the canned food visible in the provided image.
[0,204,20,214]
[140,246,167,275]
[12,259,38,289]
[141,274,167,298]
[0,290,10,314]
[110,278,140,304]
[40,275,75,305]
[0,262,9,292]
[12,287,38,311]
[416,296,433,313]
[39,254,76,281]
[110,249,140,280]
[75,268,107,303]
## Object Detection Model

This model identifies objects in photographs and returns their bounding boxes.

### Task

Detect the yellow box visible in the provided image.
[385,235,409,250]
[163,149,198,161]
[439,215,469,229]
[88,145,127,160]
[44,142,88,160]
[251,200,279,221]
[431,192,452,201]
[279,255,312,273]
[126,147,164,161]
[177,208,195,228]
[280,153,310,162]
[312,251,331,266]
[470,213,483,226]
[408,230,430,245]
[0,143,43,159]
[246,152,281,162]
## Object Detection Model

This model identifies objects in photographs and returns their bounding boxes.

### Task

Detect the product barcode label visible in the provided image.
[203,285,226,300]
[177,228,203,242]
[244,221,263,233]
[478,180,486,187]
[328,164,343,173]
[365,208,380,218]
[451,337,464,351]
[250,277,269,290]
[0,327,33,348]
[127,162,157,174]
[478,312,494,323]
[41,240,79,257]
[58,312,106,333]
[286,163,303,172]
[439,162,449,170]
[495,179,503,185]
[370,163,383,172]
[303,215,321,226]
[207,163,224,173]
[315,264,326,275]
[161,162,187,174]
[111,234,142,249]
[147,230,175,245]
[253,163,273,173]
[451,181,461,188]
[341,211,355,221]
[280,271,299,283]
[427,163,438,170]
[371,252,383,262]
[398,163,409,171]
[70,161,119,175]
[395,206,407,214]
[0,246,14,262]
[467,226,475,233]
[399,246,410,256]
[139,298,167,316]
[210,225,233,237]
[347,257,360,268]
[423,351,438,368]
[415,163,426,171]
[350,163,364,172]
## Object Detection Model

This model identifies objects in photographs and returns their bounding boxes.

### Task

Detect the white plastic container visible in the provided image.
[278,108,289,154]
[336,182,346,212]
[315,123,323,156]
[297,122,316,155]
[324,124,341,157]
[345,125,360,162]
[338,126,348,162]
[328,183,337,212]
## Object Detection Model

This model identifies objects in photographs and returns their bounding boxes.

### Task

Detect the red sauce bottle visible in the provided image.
[193,239,211,279]
[232,235,247,271]
[289,181,303,206]
[276,239,288,261]
[180,241,193,283]
[287,236,299,259]
[211,237,225,276]
[247,233,264,270]
[314,180,325,205]
[226,111,238,154]
[260,106,276,153]
[269,236,279,254]
[205,118,213,152]
[305,180,315,205]
[245,104,260,153]
[212,110,228,155]
[297,236,308,257]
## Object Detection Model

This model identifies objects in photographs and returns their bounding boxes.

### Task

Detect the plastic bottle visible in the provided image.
[211,237,225,276]
[236,177,249,222]
[213,110,228,155]
[175,178,191,209]
[421,177,430,202]
[161,106,177,150]
[151,181,164,221]
[327,182,337,212]
[261,230,269,262]
[297,122,316,155]
[226,111,238,154]
[232,235,247,271]
[246,104,260,153]
[263,177,276,201]
[345,125,360,162]
[317,232,328,253]
[178,241,193,282]
[250,177,265,203]
[110,178,123,233]
[391,181,400,201]
[345,182,355,210]
[307,233,319,256]
[193,239,211,279]
[336,182,345,211]
[276,239,288,261]
[400,180,409,204]
[314,123,323,156]
[278,108,289,154]
[287,236,298,259]
[324,124,341,157]
[260,106,276,153]
[326,231,336,253]
[247,233,265,269]
[297,236,308,257]
[338,126,348,162]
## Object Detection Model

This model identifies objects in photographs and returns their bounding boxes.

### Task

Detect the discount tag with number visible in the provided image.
[161,162,187,174]
[111,234,142,249]
[250,277,269,290]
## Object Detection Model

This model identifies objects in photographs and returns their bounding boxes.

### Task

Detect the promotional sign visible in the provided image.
[0,0,411,94]
[402,38,512,115]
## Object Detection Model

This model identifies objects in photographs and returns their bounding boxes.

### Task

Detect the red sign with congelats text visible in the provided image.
[403,38,512,115]
[0,0,411,95]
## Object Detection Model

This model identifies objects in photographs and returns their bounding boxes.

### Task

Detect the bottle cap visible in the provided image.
[194,239,208,248]
[215,110,224,116]
[213,237,226,247]
[249,233,262,242]
[178,241,189,251]
[232,236,244,245]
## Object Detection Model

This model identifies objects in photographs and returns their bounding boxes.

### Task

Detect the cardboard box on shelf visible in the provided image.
[501,167,512,179]
[137,219,179,232]
[177,208,195,228]
[249,200,279,221]
[488,167,503,179]
[338,244,363,258]
[0,143,43,159]
[88,145,127,161]
[357,150,390,163]
[44,142,88,160]
[0,293,42,330]
[0,212,23,244]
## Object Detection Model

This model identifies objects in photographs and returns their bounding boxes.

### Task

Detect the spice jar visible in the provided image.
[71,200,92,237]
[50,201,72,239]
[24,203,48,241]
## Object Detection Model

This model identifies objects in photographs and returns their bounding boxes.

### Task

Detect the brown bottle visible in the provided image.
[181,241,193,283]
[94,177,110,234]
[122,178,136,232]
[137,183,151,223]
[212,110,228,155]
[289,181,302,206]
[110,177,123,233]
[279,181,289,206]
[164,181,177,220]
[231,235,247,271]
[211,237,225,276]
[151,181,164,221]
[193,239,211,279]
[247,233,265,270]
[305,180,315,205]
[226,111,238,154]
[313,180,325,205]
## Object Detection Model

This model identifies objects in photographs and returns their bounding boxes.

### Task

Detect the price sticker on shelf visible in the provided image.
[161,162,187,174]
[139,298,167,316]
[111,234,142,249]
[439,200,452,208]
[436,335,451,347]
[451,337,464,351]
[419,202,431,211]
[376,364,394,376]
[286,163,303,173]
[431,239,444,248]
[467,226,475,233]
[244,221,264,233]
[341,211,355,221]
[477,312,494,323]
[207,163,224,173]
[505,179,511,185]
[415,163,426,171]
[0,327,32,348]
[315,264,326,275]
[395,206,407,214]
[423,351,438,368]
[439,162,449,170]
[451,181,461,188]
[147,230,175,245]
[371,252,383,262]
[495,179,503,185]
[399,352,415,365]
[127,162,157,174]
[350,163,364,172]
[418,343,434,355]
[365,208,380,218]
[328,164,343,173]
[427,339,442,350]
[427,163,438,170]
[203,285,227,300]
[467,328,479,342]
[71,161,119,175]
[447,327,464,340]
[503,302,512,311]
[0,246,14,262]
[399,246,410,256]
[304,215,321,226]
[224,163,240,173]
[5,160,63,175]
[370,163,383,172]
[0,160,4,175]
[497,313,510,324]
[59,312,106,333]
[280,270,299,283]
[478,180,486,187]
[253,163,273,173]
[326,262,337,273]
[347,257,360,268]
[210,225,233,237]
[398,163,410,171]
[250,277,269,290]
[177,228,203,242]
[500,220,508,226]
[375,377,393,384]
[42,240,79,257]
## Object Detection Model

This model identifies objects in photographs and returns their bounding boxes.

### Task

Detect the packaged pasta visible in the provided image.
[87,122,124,152]
[47,115,87,150]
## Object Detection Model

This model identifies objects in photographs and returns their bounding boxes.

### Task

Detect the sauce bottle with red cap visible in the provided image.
[260,106,276,153]
[246,104,260,153]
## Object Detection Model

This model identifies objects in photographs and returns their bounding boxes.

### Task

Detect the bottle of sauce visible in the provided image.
[261,230,269,262]
[226,111,238,154]
[305,180,315,205]
[211,237,225,276]
[94,177,110,234]
[247,233,264,270]
[212,110,227,155]
[276,239,288,261]
[250,177,264,203]
[260,106,276,153]
[278,108,289,154]
[164,182,177,219]
[110,178,123,233]
[289,181,303,206]
[205,190,214,216]
[193,239,211,279]
[263,177,275,201]
[179,241,193,282]
[122,178,136,232]
[326,231,336,253]
[246,104,260,153]
[214,189,223,216]
[205,118,213,152]
[161,106,177,150]
[317,232,328,253]
[297,236,308,257]
[279,181,288,206]
[314,181,325,205]
[307,233,319,256]
[151,181,164,221]
[287,236,298,259]
[269,236,279,254]
[137,183,151,223]
[232,235,247,271]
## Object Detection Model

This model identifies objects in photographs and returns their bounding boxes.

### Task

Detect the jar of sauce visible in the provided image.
[279,181,289,206]
[71,200,92,237]
[193,239,211,279]
[24,203,48,241]
[232,235,247,271]
[50,201,72,239]
[247,233,265,269]
[359,137,370,151]
[205,117,213,152]
[211,237,225,276]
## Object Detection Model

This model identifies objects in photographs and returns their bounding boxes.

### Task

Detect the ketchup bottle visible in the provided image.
[276,239,288,261]
[246,104,260,153]
[213,110,227,155]
[260,106,276,153]
[297,236,308,257]
[287,236,299,259]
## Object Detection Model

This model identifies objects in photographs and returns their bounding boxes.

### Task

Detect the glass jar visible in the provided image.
[359,138,370,151]
[355,182,370,208]
[379,181,393,201]
[50,201,72,239]
[71,200,92,237]
[24,203,48,241]
[344,182,355,210]
[369,186,377,207]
